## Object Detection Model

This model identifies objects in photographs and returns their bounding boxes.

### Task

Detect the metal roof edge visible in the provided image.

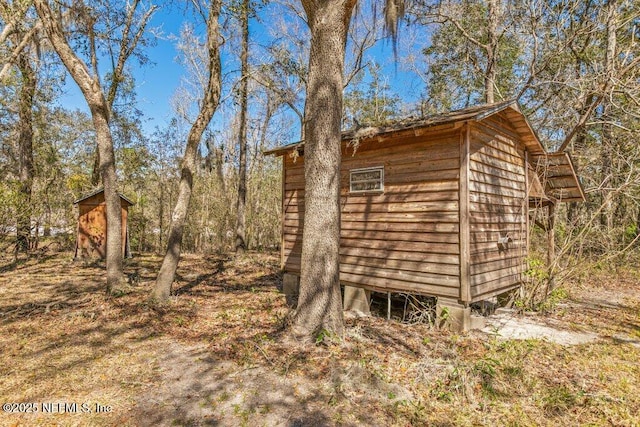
[73,188,135,206]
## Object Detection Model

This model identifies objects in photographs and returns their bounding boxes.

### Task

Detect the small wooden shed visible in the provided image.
[267,101,584,327]
[73,189,134,259]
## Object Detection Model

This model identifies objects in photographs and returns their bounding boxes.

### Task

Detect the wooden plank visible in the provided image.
[469,181,526,198]
[285,211,461,224]
[338,151,460,174]
[470,231,525,244]
[339,229,460,244]
[470,162,525,183]
[283,255,301,272]
[470,142,525,167]
[339,246,460,264]
[339,221,459,233]
[471,273,521,295]
[469,203,525,215]
[283,219,303,229]
[471,128,520,158]
[471,239,524,253]
[286,155,458,182]
[470,170,525,191]
[339,254,461,276]
[340,262,460,287]
[471,265,522,286]
[469,191,523,207]
[547,176,582,189]
[339,272,460,297]
[372,180,460,194]
[284,182,460,200]
[477,116,522,142]
[525,150,530,256]
[285,200,459,214]
[283,188,305,199]
[284,220,459,233]
[284,161,303,171]
[340,211,460,223]
[281,157,286,269]
[285,237,459,254]
[470,248,524,263]
[285,169,458,188]
[284,182,306,191]
[285,248,460,267]
[472,122,526,156]
[340,190,459,204]
[343,129,460,156]
[470,223,523,232]
[460,123,471,303]
[470,212,523,223]
[384,157,459,174]
[384,169,459,185]
[470,154,523,175]
[338,237,459,254]
[343,134,461,161]
[290,180,461,196]
[470,257,523,275]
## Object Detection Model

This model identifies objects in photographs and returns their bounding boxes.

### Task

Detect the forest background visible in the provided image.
[1,0,639,287]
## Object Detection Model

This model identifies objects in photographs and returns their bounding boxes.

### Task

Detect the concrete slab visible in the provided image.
[482,314,598,345]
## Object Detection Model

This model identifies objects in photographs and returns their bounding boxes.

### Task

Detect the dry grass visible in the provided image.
[0,250,639,426]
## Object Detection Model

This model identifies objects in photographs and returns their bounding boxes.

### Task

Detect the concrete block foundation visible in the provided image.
[437,297,471,332]
[282,273,299,307]
[343,286,371,314]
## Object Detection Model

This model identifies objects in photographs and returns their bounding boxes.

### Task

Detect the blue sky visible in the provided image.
[55,2,428,138]
[56,5,184,134]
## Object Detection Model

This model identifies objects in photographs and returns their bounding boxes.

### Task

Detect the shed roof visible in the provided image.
[532,152,585,202]
[73,188,135,206]
[265,100,546,156]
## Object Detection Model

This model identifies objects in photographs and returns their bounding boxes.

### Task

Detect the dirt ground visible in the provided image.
[1,251,639,426]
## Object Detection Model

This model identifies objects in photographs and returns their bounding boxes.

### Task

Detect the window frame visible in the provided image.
[349,166,384,194]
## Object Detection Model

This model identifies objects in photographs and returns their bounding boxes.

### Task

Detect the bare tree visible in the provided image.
[34,0,155,292]
[152,0,223,302]
[14,46,35,253]
[235,0,250,253]
[90,0,157,186]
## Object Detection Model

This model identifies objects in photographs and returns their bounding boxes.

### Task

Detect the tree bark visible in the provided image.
[291,0,356,341]
[599,0,618,235]
[235,0,249,254]
[34,0,124,292]
[485,0,498,104]
[89,1,156,187]
[15,48,35,253]
[152,0,222,302]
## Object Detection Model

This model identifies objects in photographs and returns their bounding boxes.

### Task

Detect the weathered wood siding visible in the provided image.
[468,115,527,300]
[283,130,462,298]
[75,193,130,259]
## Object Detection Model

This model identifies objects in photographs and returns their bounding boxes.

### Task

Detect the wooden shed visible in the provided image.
[267,101,584,328]
[73,189,134,259]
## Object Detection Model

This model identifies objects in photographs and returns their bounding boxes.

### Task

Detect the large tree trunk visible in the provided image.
[291,0,356,341]
[152,0,222,302]
[15,49,35,253]
[485,0,498,104]
[599,0,618,235]
[93,108,125,292]
[34,0,124,292]
[91,150,101,186]
[235,0,249,254]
